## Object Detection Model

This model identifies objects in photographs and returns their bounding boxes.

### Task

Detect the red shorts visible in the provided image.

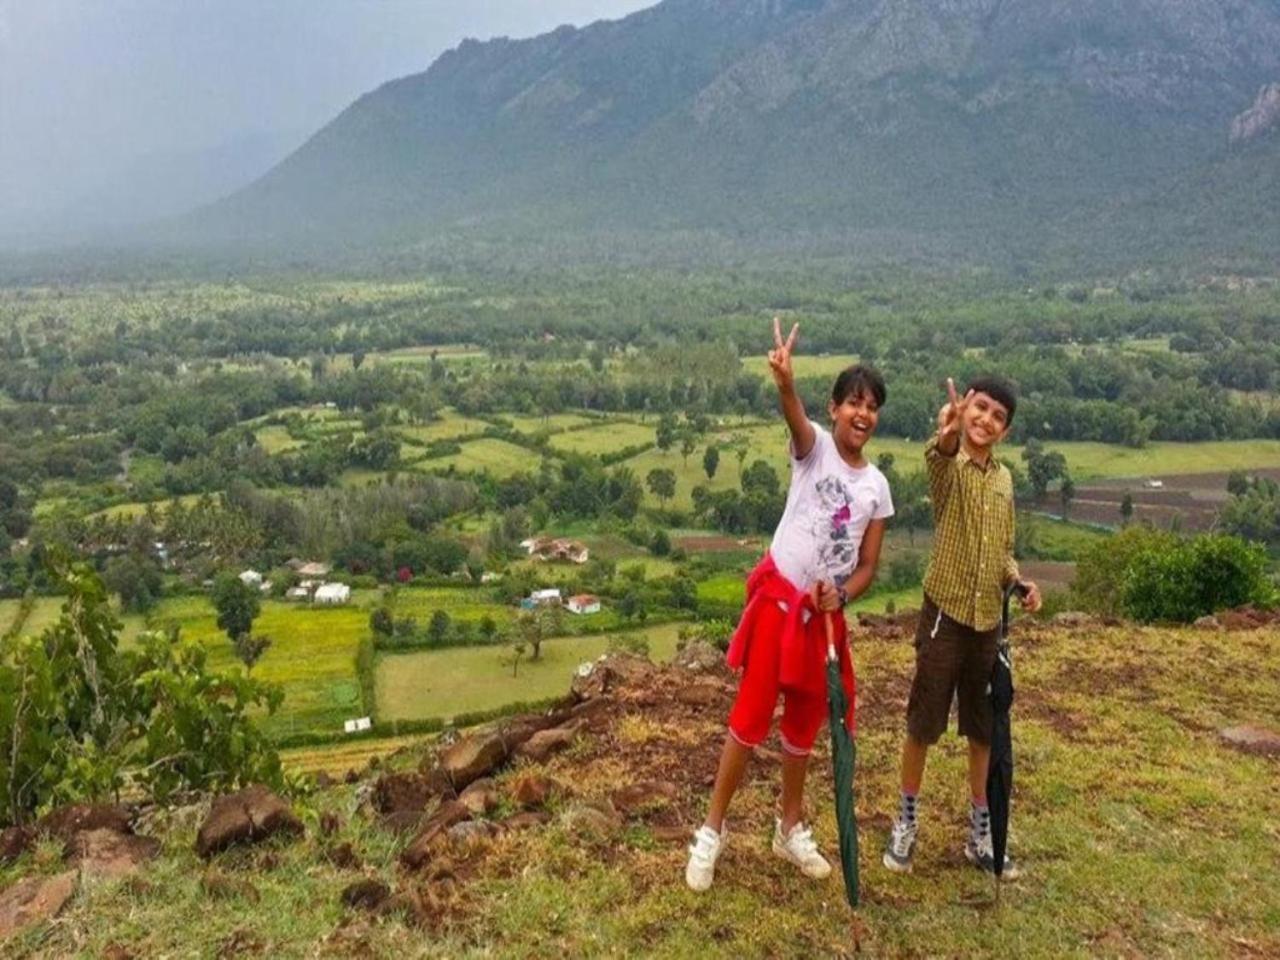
[727,598,855,756]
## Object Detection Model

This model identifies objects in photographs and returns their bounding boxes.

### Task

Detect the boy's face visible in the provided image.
[828,389,880,452]
[962,391,1010,450]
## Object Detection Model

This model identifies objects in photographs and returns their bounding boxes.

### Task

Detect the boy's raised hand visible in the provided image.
[767,315,800,393]
[936,377,973,440]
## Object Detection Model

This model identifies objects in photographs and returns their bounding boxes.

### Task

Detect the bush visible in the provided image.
[1072,525,1178,617]
[1121,533,1273,623]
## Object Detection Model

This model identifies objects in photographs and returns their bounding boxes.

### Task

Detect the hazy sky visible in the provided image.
[0,0,652,234]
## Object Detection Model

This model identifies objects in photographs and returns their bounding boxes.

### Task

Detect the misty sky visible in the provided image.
[0,0,652,236]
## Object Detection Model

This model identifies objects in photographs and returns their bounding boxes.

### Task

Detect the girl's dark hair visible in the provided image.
[965,375,1018,425]
[831,364,886,408]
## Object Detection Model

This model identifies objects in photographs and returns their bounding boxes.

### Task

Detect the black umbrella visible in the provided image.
[987,581,1028,894]
[824,612,859,908]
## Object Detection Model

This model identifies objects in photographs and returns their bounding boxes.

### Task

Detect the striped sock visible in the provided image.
[971,800,991,838]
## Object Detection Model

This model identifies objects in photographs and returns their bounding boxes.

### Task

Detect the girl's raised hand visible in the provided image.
[767,315,799,392]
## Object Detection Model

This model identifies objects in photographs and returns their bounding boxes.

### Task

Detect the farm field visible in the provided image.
[148,594,378,740]
[395,412,492,445]
[87,493,209,521]
[416,437,535,479]
[279,733,430,777]
[388,586,516,626]
[501,412,600,435]
[740,353,860,379]
[547,420,655,456]
[374,621,688,724]
[253,425,304,454]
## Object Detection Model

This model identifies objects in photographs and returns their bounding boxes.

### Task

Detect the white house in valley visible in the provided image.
[567,594,601,615]
[313,583,352,605]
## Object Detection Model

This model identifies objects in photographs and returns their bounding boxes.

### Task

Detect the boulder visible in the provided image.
[610,781,679,819]
[511,773,556,809]
[514,723,580,763]
[0,826,32,864]
[458,778,501,817]
[439,733,508,791]
[400,800,472,870]
[671,640,722,673]
[38,802,132,841]
[560,805,620,837]
[0,871,76,941]
[571,652,655,701]
[447,820,499,845]
[1193,615,1222,630]
[340,879,390,912]
[372,772,435,816]
[1220,725,1280,757]
[499,712,563,751]
[65,828,160,879]
[195,784,304,858]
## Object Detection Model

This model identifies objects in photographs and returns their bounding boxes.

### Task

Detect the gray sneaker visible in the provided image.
[882,817,917,873]
[964,830,1021,880]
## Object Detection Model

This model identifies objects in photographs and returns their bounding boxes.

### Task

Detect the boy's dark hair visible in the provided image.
[831,364,887,408]
[965,375,1018,425]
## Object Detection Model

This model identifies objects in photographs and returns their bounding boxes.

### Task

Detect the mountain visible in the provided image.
[187,0,1280,268]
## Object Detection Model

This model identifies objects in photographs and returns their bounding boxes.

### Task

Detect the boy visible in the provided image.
[686,318,894,892]
[883,375,1041,877]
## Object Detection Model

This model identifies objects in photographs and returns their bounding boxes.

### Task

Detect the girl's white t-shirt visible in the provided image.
[768,422,895,589]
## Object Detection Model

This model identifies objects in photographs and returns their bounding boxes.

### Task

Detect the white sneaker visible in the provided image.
[771,819,831,879]
[685,824,725,892]
[882,817,918,873]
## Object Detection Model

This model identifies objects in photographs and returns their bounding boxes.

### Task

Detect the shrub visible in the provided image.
[1121,533,1272,623]
[1072,525,1178,617]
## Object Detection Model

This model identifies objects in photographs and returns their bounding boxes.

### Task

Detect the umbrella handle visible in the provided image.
[824,610,837,662]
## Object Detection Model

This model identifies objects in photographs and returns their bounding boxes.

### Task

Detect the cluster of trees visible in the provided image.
[1219,472,1280,547]
[0,565,281,824]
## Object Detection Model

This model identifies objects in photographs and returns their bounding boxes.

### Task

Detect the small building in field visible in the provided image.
[314,582,351,605]
[520,536,589,564]
[285,586,311,602]
[521,588,563,610]
[238,570,263,587]
[567,594,601,615]
[297,561,332,578]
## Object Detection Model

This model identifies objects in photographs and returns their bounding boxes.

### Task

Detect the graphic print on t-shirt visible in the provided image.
[810,475,863,580]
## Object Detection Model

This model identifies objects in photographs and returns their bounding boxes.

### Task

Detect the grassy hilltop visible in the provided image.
[4,614,1277,959]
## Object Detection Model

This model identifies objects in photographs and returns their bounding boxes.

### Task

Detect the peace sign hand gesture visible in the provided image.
[767,315,800,393]
[937,377,973,442]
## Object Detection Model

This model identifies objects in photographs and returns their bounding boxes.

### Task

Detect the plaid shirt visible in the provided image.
[921,436,1020,631]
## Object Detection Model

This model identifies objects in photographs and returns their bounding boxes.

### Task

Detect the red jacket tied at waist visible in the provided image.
[725,553,852,700]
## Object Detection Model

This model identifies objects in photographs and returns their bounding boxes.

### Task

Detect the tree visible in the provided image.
[1120,492,1134,526]
[668,575,698,611]
[680,433,696,467]
[509,639,527,678]
[655,413,677,453]
[740,459,780,499]
[646,468,677,508]
[428,610,452,646]
[702,445,720,480]
[1226,470,1250,497]
[1059,473,1076,519]
[233,633,272,673]
[650,528,671,556]
[1023,441,1068,498]
[513,604,563,662]
[211,573,260,643]
[102,552,163,613]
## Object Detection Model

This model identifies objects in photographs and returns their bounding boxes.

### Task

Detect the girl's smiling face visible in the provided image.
[828,388,880,454]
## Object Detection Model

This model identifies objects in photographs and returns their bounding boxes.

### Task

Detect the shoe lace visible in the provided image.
[689,827,719,863]
[971,827,994,860]
[788,824,819,859]
[890,819,915,857]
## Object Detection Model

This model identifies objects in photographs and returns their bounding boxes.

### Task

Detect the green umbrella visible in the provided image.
[824,612,859,908]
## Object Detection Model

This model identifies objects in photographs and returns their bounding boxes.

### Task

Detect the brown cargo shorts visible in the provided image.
[906,595,1000,746]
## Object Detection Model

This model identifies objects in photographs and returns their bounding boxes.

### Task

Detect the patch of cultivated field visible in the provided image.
[280,733,430,776]
[396,412,492,446]
[390,587,516,626]
[1035,439,1280,480]
[253,425,305,454]
[87,493,212,522]
[375,622,688,723]
[547,420,655,456]
[740,353,861,379]
[502,412,600,435]
[418,438,536,479]
[149,594,377,740]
